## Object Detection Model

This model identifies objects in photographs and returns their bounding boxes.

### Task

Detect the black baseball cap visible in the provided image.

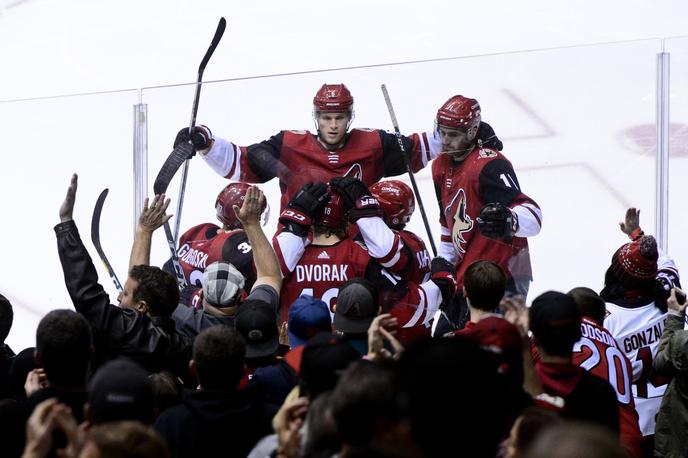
[88,359,154,424]
[529,291,582,352]
[234,300,279,358]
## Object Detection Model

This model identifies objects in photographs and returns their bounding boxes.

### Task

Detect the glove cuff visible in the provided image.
[279,209,312,236]
[348,196,383,221]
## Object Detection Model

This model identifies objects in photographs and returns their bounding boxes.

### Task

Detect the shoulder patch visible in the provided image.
[478,148,499,159]
[286,130,308,135]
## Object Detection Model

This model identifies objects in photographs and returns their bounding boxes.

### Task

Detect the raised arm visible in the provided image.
[128,194,171,269]
[233,186,282,293]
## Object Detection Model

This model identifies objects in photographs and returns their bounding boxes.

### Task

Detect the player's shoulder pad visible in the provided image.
[352,127,377,133]
[285,129,309,135]
[477,147,501,159]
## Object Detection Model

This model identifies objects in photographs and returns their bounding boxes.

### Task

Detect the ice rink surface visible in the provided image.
[1,0,687,350]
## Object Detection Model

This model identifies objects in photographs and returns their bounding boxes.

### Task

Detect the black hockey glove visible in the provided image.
[477,202,516,239]
[173,125,213,155]
[476,122,503,151]
[430,257,457,308]
[330,177,371,209]
[279,182,330,236]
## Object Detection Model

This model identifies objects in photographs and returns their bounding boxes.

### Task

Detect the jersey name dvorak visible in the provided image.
[295,264,350,283]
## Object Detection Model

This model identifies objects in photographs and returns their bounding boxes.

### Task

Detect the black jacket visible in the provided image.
[55,221,191,378]
[154,387,273,458]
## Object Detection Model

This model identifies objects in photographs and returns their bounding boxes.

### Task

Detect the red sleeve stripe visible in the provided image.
[522,204,542,228]
[377,234,402,265]
[441,235,452,243]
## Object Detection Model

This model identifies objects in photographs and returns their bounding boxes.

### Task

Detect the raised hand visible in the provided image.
[137,194,172,233]
[59,173,78,223]
[619,207,641,238]
[233,186,266,227]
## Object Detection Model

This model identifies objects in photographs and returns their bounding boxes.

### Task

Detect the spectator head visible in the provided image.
[234,300,279,359]
[191,326,246,391]
[602,235,658,299]
[35,310,92,389]
[333,278,379,336]
[396,338,507,457]
[299,332,360,399]
[502,407,563,458]
[463,260,507,312]
[119,265,179,317]
[87,359,154,425]
[524,422,626,458]
[529,291,582,358]
[330,360,400,450]
[0,293,13,344]
[288,296,332,347]
[202,262,245,310]
[149,371,183,419]
[567,287,606,325]
[82,421,170,458]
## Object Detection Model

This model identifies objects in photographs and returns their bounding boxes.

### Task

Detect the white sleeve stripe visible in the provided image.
[403,288,426,328]
[441,226,451,236]
[274,232,307,273]
[425,129,443,161]
[419,132,429,167]
[201,136,238,178]
[380,248,402,268]
[512,204,542,237]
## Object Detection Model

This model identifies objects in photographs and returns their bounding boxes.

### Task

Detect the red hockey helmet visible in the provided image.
[215,182,268,229]
[313,84,354,113]
[436,95,481,134]
[316,190,347,230]
[370,180,415,228]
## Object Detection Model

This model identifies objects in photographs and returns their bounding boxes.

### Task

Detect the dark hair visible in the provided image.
[193,326,246,390]
[330,360,399,448]
[129,265,180,317]
[314,223,348,240]
[463,260,506,312]
[511,407,563,455]
[568,287,606,325]
[88,421,170,458]
[524,422,626,458]
[0,294,13,343]
[149,371,183,418]
[36,310,92,388]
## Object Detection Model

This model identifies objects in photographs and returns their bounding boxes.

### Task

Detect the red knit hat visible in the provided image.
[613,235,658,280]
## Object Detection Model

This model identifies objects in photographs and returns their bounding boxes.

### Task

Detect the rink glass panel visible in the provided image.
[0,90,139,350]
[142,39,661,300]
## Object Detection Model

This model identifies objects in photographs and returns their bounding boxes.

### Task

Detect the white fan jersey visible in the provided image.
[604,301,668,436]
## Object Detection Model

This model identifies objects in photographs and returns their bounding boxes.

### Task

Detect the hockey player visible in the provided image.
[330,177,431,285]
[168,182,266,303]
[432,95,541,297]
[600,208,680,454]
[274,182,455,343]
[568,287,643,458]
[175,83,503,213]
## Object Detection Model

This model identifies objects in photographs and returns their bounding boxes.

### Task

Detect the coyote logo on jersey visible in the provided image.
[344,163,363,180]
[445,188,473,255]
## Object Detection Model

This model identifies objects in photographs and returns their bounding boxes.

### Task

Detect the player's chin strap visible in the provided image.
[444,139,482,162]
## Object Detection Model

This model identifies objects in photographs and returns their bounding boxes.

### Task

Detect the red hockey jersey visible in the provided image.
[274,234,371,324]
[432,148,540,288]
[176,223,256,291]
[573,317,643,458]
[205,128,439,212]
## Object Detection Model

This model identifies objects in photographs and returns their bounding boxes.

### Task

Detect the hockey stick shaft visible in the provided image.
[380,84,438,257]
[164,221,189,290]
[173,17,227,243]
[91,189,123,292]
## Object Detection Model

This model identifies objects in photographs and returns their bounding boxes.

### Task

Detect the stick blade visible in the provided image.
[153,142,195,195]
[91,188,109,247]
[199,17,227,72]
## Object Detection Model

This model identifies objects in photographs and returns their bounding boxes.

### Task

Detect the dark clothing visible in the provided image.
[249,360,299,418]
[55,221,192,378]
[536,361,620,435]
[0,386,87,458]
[154,387,273,458]
[0,344,15,400]
[172,303,235,339]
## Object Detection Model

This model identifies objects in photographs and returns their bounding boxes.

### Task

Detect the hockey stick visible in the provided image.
[91,189,123,292]
[380,84,438,256]
[152,18,225,290]
[173,17,227,243]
